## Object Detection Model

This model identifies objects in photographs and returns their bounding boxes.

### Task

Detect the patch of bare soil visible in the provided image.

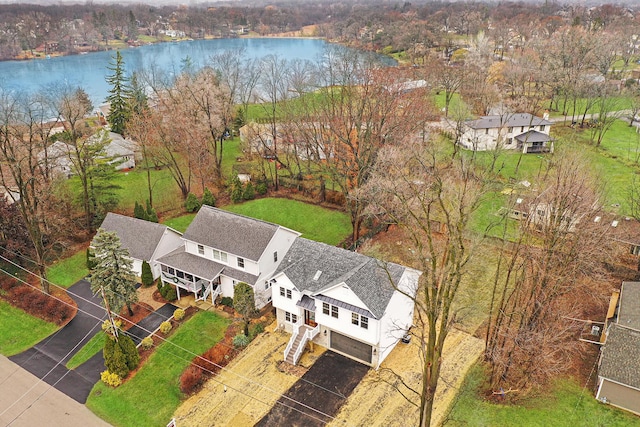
[328,329,484,427]
[173,322,326,427]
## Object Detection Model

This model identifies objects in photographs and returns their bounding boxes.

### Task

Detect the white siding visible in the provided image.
[314,299,379,346]
[377,270,419,367]
[271,274,301,316]
[131,258,143,277]
[257,228,299,283]
[151,229,183,279]
[322,284,369,311]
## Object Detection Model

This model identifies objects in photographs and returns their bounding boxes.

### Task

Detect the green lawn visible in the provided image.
[113,167,182,213]
[86,311,229,427]
[46,250,88,288]
[224,198,352,245]
[163,198,352,245]
[66,331,105,370]
[0,300,58,356]
[447,364,640,427]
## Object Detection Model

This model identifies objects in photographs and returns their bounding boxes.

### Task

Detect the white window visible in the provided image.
[237,257,244,268]
[331,305,338,318]
[351,313,369,329]
[323,302,329,315]
[540,125,546,131]
[198,244,204,255]
[273,251,278,262]
[264,281,271,290]
[213,249,228,263]
[285,312,298,323]
[286,289,292,299]
[352,312,359,325]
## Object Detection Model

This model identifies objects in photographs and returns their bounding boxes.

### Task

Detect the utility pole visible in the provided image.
[101,287,119,339]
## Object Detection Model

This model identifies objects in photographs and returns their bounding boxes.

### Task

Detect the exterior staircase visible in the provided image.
[284,324,320,365]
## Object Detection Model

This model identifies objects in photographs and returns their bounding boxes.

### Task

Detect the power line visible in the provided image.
[0,246,348,400]
[0,255,337,424]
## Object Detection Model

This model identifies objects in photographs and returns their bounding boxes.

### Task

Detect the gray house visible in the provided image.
[597,281,640,415]
[97,213,183,280]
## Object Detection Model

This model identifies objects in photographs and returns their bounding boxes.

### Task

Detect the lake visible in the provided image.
[0,38,338,106]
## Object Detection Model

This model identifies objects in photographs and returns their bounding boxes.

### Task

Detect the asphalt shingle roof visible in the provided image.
[98,213,175,262]
[156,247,224,280]
[275,238,406,319]
[466,113,552,130]
[619,282,640,331]
[599,323,640,389]
[182,206,281,261]
[514,130,553,143]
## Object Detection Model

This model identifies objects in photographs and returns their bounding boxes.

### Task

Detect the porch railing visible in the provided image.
[292,324,320,365]
[284,323,303,361]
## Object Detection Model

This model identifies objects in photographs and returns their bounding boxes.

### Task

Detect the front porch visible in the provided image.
[160,267,222,305]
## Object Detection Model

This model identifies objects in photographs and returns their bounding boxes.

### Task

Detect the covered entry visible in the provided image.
[330,331,372,364]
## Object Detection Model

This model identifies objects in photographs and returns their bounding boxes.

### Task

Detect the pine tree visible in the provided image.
[133,201,146,220]
[201,188,216,207]
[105,51,132,135]
[141,261,153,287]
[145,199,158,223]
[90,229,138,316]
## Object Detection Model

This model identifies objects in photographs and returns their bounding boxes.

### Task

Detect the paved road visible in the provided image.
[0,355,111,427]
[9,280,106,404]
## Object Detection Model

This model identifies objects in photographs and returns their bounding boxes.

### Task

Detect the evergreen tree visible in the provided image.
[90,229,138,316]
[201,188,216,207]
[184,193,201,213]
[105,51,132,135]
[128,72,148,115]
[145,199,158,223]
[133,201,146,220]
[141,261,153,287]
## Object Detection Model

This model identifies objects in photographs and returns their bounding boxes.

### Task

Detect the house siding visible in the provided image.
[597,378,640,416]
[151,230,183,279]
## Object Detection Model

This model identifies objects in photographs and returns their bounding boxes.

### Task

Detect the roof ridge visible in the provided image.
[199,205,280,230]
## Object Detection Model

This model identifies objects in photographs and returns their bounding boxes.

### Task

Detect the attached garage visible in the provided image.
[330,331,372,364]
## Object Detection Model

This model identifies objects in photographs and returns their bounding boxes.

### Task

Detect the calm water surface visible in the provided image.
[0,38,333,105]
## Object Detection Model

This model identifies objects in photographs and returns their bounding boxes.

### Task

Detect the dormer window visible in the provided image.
[273,251,278,262]
[213,249,228,263]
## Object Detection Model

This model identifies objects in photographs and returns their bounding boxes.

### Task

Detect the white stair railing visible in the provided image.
[284,324,302,361]
[292,324,320,365]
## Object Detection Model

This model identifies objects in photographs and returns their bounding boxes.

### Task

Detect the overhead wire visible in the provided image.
[0,252,338,423]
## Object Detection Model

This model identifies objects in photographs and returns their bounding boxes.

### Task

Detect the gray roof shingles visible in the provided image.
[275,238,406,319]
[466,113,552,130]
[619,281,640,331]
[182,206,281,261]
[156,247,258,284]
[599,323,640,389]
[98,212,173,262]
[514,130,553,143]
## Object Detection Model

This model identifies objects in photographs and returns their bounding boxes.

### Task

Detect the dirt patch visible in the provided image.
[173,323,325,426]
[328,329,484,427]
[257,351,369,427]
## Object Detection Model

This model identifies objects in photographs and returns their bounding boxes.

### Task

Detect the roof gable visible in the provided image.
[97,213,177,262]
[182,206,281,261]
[275,238,407,318]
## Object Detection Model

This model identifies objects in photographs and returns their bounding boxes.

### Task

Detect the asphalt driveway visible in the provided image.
[256,351,369,427]
[9,279,106,403]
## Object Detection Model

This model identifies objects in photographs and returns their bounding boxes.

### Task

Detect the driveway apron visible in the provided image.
[9,280,106,403]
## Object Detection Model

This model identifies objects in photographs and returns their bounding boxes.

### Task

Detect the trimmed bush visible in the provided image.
[173,308,185,321]
[242,182,255,200]
[232,334,250,348]
[179,365,204,395]
[119,334,140,371]
[141,261,153,287]
[133,201,146,220]
[220,297,233,307]
[201,188,216,207]
[158,282,178,301]
[104,337,129,378]
[140,336,154,350]
[251,323,265,337]
[159,321,172,334]
[255,182,268,195]
[229,176,243,203]
[101,370,122,387]
[184,193,201,213]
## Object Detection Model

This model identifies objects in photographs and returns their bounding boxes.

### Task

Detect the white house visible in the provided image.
[89,130,136,170]
[271,238,420,368]
[156,206,300,306]
[38,141,74,178]
[97,212,183,280]
[460,113,553,153]
[596,281,640,416]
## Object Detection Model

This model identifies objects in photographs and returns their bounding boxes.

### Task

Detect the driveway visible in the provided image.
[256,351,369,427]
[9,279,106,403]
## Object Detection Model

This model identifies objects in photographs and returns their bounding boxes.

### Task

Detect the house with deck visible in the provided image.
[460,113,553,153]
[271,238,420,368]
[597,281,640,416]
[156,206,300,306]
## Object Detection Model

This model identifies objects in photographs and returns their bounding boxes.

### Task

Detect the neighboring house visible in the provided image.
[156,206,300,306]
[38,141,74,178]
[97,212,183,280]
[460,113,553,153]
[272,238,420,368]
[89,130,137,170]
[0,165,20,204]
[597,281,640,416]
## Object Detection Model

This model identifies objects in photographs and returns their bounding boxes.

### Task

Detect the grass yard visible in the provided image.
[162,213,197,233]
[86,310,229,427]
[46,250,88,289]
[66,331,105,370]
[113,167,182,213]
[447,364,640,427]
[224,198,352,245]
[0,300,58,356]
